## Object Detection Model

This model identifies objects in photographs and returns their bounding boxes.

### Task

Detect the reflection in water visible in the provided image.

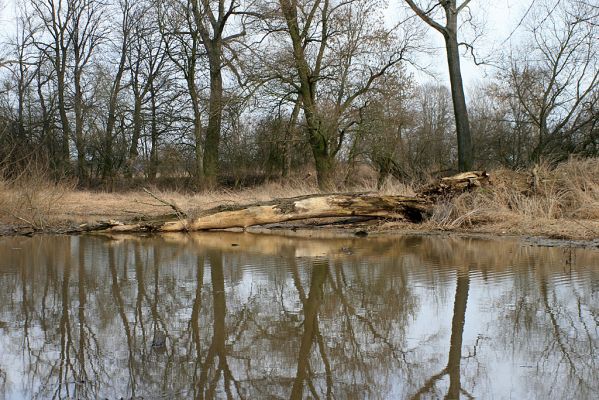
[0,233,598,399]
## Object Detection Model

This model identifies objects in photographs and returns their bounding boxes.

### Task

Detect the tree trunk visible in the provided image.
[126,94,143,179]
[73,64,86,182]
[280,0,334,190]
[203,51,223,187]
[444,16,473,172]
[103,39,128,185]
[56,56,71,174]
[282,98,302,178]
[186,65,204,187]
[148,85,159,181]
[312,141,335,190]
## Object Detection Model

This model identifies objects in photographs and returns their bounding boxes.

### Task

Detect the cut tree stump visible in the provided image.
[97,194,431,233]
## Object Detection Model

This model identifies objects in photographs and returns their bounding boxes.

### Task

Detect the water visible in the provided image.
[0,232,598,400]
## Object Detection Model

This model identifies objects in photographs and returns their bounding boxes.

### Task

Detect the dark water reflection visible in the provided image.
[0,233,598,399]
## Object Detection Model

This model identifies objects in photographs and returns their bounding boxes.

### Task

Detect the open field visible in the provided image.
[2,158,599,241]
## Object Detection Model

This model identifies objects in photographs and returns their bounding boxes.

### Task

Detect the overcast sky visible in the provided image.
[0,0,536,90]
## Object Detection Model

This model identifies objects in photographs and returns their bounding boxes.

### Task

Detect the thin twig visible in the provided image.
[142,187,186,219]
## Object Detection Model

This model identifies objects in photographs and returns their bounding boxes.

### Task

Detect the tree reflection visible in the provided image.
[290,260,329,399]
[0,234,598,399]
[195,252,245,399]
[410,273,471,400]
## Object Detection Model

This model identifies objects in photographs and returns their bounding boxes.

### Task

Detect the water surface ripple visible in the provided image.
[0,233,598,399]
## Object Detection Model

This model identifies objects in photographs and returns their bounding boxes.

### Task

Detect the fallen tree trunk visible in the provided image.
[64,171,491,234]
[95,194,430,233]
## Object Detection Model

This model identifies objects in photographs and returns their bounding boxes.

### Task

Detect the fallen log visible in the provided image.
[98,193,431,233]
[64,170,492,234]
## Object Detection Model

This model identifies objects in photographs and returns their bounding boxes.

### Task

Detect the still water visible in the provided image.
[0,233,598,400]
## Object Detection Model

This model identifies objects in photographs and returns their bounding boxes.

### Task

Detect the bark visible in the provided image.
[94,193,430,233]
[188,69,203,186]
[202,52,223,187]
[148,84,159,181]
[444,15,473,172]
[126,94,143,178]
[282,97,302,178]
[56,48,71,171]
[73,67,86,181]
[312,143,335,190]
[404,0,474,171]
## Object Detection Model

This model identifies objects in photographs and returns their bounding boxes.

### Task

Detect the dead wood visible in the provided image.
[91,193,430,233]
[64,171,491,234]
[421,171,491,198]
[141,187,186,218]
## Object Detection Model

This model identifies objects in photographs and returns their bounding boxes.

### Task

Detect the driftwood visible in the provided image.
[96,194,430,233]
[71,171,490,234]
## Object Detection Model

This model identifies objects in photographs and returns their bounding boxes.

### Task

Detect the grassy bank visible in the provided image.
[1,158,599,240]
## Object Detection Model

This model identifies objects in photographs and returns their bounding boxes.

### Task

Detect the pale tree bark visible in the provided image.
[95,193,430,233]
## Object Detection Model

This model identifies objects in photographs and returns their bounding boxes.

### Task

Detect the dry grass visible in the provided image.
[425,158,599,239]
[0,166,75,229]
[2,157,599,239]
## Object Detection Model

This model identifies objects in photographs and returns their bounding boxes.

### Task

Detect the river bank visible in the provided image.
[2,159,599,243]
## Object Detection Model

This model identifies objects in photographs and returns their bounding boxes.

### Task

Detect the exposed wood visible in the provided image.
[52,171,491,235]
[94,194,430,233]
[422,171,490,198]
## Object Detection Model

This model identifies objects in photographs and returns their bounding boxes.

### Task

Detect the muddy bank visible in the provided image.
[2,216,598,250]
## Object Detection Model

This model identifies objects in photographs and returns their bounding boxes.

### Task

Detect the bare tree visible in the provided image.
[402,0,474,171]
[125,1,166,179]
[274,0,416,189]
[507,0,599,162]
[102,0,134,185]
[31,0,106,180]
[190,0,245,187]
[158,0,206,185]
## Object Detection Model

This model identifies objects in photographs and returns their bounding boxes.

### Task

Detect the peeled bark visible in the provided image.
[62,170,492,235]
[95,194,430,233]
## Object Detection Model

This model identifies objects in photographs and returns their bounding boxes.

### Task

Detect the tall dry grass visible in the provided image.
[428,158,599,230]
[0,165,75,229]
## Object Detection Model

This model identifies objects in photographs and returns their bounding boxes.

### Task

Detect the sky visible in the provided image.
[0,0,536,90]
